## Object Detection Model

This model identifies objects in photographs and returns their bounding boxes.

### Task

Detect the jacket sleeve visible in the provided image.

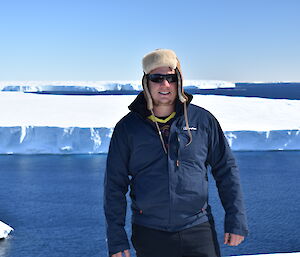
[104,120,131,256]
[206,114,249,237]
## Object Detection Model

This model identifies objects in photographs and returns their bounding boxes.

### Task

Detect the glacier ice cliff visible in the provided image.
[0,80,235,93]
[226,130,300,151]
[0,126,299,154]
[0,127,112,154]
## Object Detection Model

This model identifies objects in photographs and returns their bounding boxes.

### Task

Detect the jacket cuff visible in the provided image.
[225,226,249,237]
[109,242,130,257]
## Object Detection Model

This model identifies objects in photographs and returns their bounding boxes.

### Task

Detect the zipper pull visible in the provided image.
[176,160,180,167]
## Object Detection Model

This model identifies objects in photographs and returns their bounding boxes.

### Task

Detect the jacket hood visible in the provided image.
[128,91,193,118]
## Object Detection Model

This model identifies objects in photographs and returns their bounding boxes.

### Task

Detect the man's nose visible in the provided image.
[160,79,171,87]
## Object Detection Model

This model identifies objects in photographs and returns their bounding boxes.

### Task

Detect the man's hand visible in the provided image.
[111,249,130,257]
[224,233,244,246]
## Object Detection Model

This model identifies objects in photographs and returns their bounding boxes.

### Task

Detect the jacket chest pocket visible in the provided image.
[176,128,208,163]
[177,132,194,161]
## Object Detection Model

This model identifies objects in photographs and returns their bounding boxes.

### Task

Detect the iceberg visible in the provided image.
[184,80,235,89]
[0,80,234,93]
[0,126,112,154]
[0,127,299,154]
[0,221,13,239]
[0,92,299,154]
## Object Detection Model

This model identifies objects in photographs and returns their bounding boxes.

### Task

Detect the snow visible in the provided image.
[0,93,128,128]
[0,91,299,154]
[191,95,300,131]
[0,221,14,239]
[1,93,299,130]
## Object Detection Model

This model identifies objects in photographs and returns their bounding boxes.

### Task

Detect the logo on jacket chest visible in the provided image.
[182,126,197,131]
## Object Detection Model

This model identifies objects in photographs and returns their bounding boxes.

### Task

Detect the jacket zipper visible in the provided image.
[176,135,180,167]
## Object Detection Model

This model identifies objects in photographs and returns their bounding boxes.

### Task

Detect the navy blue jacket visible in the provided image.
[104,92,248,256]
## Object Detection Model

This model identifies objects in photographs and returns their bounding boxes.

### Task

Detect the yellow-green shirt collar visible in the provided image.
[147,112,176,123]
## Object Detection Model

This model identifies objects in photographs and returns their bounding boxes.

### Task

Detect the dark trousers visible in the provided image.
[131,221,221,257]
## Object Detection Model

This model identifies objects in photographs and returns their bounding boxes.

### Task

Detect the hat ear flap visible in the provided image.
[176,68,187,103]
[142,74,154,110]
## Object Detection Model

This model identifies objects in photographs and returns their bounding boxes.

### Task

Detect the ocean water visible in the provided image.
[0,151,299,257]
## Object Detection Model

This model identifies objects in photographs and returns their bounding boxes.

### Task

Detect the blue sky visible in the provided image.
[1,0,300,82]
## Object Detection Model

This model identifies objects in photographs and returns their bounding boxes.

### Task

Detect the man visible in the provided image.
[104,49,248,257]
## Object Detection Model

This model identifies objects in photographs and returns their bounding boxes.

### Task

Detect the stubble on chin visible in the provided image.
[153,98,176,107]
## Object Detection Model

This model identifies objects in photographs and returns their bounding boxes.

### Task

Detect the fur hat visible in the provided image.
[142,49,187,110]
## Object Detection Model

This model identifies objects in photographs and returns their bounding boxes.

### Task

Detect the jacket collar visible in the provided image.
[128,91,193,119]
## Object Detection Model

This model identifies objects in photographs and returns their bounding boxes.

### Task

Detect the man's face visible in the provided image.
[148,67,178,107]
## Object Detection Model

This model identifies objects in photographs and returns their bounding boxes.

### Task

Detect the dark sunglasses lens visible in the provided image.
[166,75,177,83]
[149,75,164,83]
[148,74,177,83]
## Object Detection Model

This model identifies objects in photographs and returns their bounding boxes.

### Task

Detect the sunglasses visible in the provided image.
[147,74,178,83]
